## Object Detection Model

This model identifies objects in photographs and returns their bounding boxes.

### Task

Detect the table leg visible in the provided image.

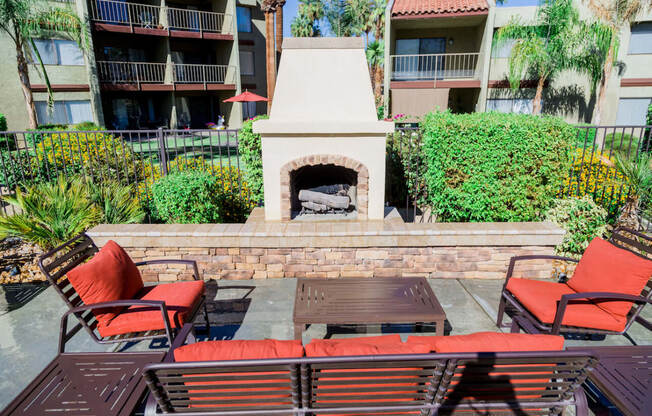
[294,324,304,340]
[435,319,444,336]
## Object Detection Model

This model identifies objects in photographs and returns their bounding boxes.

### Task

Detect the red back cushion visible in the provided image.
[174,339,304,362]
[67,240,143,326]
[568,238,652,317]
[305,334,403,357]
[406,332,564,353]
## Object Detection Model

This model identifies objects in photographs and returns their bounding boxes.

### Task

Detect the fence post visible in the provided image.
[157,128,168,175]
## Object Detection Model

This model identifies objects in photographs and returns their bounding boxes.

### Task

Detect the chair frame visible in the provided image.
[38,233,211,352]
[497,227,652,337]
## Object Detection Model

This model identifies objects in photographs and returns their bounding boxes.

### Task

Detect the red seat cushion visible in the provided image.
[67,240,143,327]
[506,278,627,332]
[305,334,403,357]
[98,280,204,337]
[174,339,304,362]
[568,237,652,317]
[405,332,564,353]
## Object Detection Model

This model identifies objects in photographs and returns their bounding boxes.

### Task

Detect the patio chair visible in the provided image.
[497,227,652,341]
[38,233,210,349]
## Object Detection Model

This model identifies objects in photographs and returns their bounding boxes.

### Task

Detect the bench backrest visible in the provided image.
[143,351,594,415]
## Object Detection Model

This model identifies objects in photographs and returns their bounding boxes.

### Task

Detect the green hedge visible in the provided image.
[0,113,16,151]
[421,112,574,222]
[237,115,267,204]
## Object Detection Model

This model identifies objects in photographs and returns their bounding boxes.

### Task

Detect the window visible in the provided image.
[32,39,84,65]
[394,38,446,80]
[239,51,255,76]
[35,100,93,125]
[237,6,252,32]
[616,98,652,124]
[492,38,517,58]
[487,98,534,114]
[629,22,652,54]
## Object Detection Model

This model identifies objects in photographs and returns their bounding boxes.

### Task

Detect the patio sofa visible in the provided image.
[143,324,595,416]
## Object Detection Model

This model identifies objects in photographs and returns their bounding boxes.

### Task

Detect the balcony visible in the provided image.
[97,61,237,91]
[90,0,232,40]
[390,53,481,88]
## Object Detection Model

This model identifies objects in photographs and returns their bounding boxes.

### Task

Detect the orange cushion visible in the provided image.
[568,237,652,317]
[405,332,564,352]
[305,334,403,357]
[67,240,143,327]
[507,278,627,332]
[174,339,304,362]
[98,280,204,337]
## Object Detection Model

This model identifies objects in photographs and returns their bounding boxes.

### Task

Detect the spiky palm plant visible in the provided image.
[0,176,100,249]
[88,180,144,225]
[613,152,652,230]
[0,0,89,128]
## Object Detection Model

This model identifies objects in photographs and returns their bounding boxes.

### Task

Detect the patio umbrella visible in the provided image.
[223,90,268,120]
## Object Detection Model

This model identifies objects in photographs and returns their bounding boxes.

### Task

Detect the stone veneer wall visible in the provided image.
[88,217,565,282]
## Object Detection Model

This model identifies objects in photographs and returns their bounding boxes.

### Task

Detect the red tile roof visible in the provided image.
[391,0,489,18]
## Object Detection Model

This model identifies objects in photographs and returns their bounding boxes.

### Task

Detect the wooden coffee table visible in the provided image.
[293,277,446,339]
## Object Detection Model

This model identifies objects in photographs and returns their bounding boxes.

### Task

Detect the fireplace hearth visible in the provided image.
[291,164,357,219]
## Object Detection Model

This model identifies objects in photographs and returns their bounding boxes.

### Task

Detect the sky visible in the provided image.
[280,0,542,38]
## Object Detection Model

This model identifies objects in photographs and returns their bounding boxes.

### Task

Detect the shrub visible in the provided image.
[0,114,17,151]
[545,196,607,257]
[237,115,267,204]
[0,150,50,190]
[562,148,627,218]
[35,131,140,182]
[0,176,101,249]
[421,111,574,222]
[0,176,144,249]
[152,171,239,223]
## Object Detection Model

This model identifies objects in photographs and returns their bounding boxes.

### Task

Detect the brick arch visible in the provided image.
[280,155,369,220]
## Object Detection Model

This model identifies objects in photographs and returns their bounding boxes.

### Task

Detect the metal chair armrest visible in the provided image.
[60,299,174,352]
[135,259,201,280]
[551,292,652,334]
[504,255,578,285]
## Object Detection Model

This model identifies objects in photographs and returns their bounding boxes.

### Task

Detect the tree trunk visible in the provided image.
[373,64,383,103]
[15,37,38,129]
[594,38,616,126]
[265,11,276,114]
[532,76,545,115]
[275,3,284,69]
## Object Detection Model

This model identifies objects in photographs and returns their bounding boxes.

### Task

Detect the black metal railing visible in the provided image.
[0,129,250,222]
[389,124,652,228]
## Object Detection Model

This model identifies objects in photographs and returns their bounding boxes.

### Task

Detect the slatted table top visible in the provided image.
[0,351,165,416]
[293,277,446,325]
[570,345,652,416]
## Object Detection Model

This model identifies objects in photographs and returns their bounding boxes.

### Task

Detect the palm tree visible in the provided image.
[366,39,384,102]
[324,0,354,36]
[613,152,652,231]
[275,0,285,68]
[345,0,373,46]
[290,0,324,37]
[494,0,591,115]
[584,0,651,125]
[0,0,87,129]
[260,0,280,113]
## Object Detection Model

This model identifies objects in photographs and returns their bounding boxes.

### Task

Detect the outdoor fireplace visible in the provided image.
[254,37,393,221]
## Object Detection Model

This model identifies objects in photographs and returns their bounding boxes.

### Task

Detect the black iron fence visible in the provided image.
[389,125,652,228]
[0,129,249,222]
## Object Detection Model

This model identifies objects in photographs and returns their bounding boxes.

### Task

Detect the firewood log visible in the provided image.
[301,201,328,212]
[298,190,350,209]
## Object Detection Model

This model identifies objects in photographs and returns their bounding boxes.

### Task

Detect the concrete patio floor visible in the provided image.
[1,278,650,411]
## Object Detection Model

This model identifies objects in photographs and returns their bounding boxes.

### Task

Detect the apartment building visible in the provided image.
[383,0,652,125]
[0,0,266,130]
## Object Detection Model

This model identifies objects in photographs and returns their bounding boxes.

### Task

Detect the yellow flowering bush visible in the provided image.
[35,132,141,181]
[563,148,627,216]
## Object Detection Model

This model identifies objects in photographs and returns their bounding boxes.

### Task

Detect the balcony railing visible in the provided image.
[390,53,480,81]
[97,61,234,86]
[90,0,229,34]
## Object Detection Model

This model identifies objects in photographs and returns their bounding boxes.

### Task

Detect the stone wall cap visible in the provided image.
[253,120,395,135]
[282,37,364,50]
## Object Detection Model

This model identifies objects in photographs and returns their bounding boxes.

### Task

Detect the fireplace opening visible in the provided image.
[290,164,358,219]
